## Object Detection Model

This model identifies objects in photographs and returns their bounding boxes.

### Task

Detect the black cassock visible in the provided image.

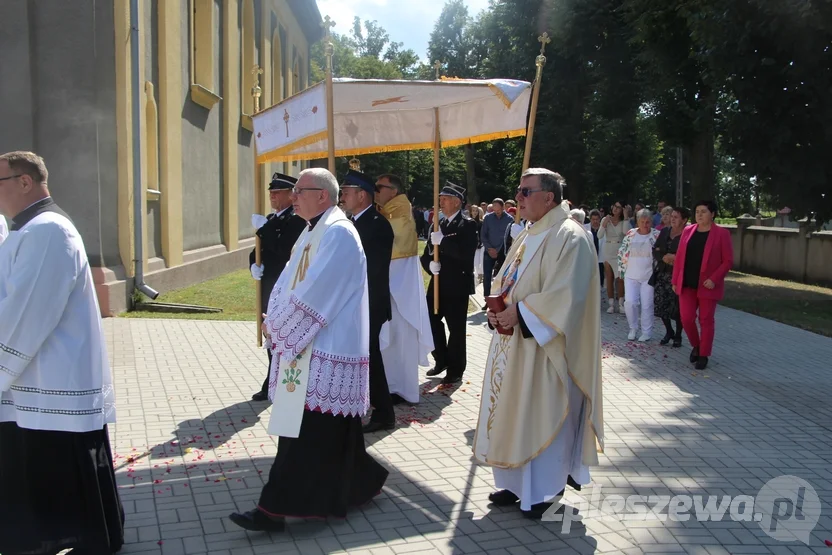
[249,206,306,395]
[351,206,395,425]
[420,211,479,382]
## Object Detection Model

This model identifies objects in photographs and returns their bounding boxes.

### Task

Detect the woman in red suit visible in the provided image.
[672,200,733,370]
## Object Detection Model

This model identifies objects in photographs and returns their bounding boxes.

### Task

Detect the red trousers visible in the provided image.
[679,287,717,357]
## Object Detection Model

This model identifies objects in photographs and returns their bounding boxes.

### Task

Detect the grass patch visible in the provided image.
[121,244,479,320]
[721,271,832,337]
[121,269,257,321]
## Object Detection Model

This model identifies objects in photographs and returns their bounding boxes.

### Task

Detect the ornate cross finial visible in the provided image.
[323,15,336,38]
[538,32,551,55]
[349,158,361,171]
[536,33,551,69]
[433,60,442,80]
[251,64,263,113]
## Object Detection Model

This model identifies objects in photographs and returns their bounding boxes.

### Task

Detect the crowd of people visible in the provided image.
[0,148,732,552]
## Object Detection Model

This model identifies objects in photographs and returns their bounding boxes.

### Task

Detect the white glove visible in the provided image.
[251,214,268,230]
[510,223,523,239]
[250,263,264,280]
[430,230,444,246]
[429,261,441,275]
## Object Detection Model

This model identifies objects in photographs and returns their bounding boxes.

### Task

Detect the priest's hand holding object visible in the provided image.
[430,230,444,246]
[486,309,499,328]
[495,303,519,329]
[251,263,264,280]
[429,261,441,275]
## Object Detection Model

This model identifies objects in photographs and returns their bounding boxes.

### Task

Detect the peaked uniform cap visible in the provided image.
[342,168,375,196]
[269,172,297,190]
[439,181,466,202]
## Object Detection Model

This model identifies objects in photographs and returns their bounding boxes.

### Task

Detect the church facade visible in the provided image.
[0,0,323,315]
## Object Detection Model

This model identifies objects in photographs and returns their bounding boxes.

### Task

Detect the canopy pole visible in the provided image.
[520,32,551,223]
[252,65,264,347]
[433,107,441,315]
[324,16,336,173]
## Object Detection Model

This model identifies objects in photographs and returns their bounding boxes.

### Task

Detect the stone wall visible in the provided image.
[727,217,832,286]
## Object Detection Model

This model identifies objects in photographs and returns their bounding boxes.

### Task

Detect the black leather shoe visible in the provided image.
[695,356,709,370]
[659,331,673,345]
[362,421,395,433]
[672,334,683,348]
[251,391,268,402]
[689,347,699,363]
[441,374,462,385]
[488,489,519,506]
[228,509,285,532]
[566,475,582,491]
[426,366,447,377]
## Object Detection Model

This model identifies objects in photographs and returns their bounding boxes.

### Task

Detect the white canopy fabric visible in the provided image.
[252,77,532,163]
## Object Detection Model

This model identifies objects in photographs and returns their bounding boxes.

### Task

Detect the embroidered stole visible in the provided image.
[473,228,549,465]
[268,208,346,438]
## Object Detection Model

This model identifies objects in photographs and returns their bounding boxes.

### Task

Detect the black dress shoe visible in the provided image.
[689,347,699,363]
[441,374,462,385]
[426,366,447,377]
[695,356,709,370]
[566,475,582,491]
[251,391,269,402]
[228,509,285,532]
[659,331,673,345]
[672,334,683,348]
[488,489,519,506]
[362,421,395,433]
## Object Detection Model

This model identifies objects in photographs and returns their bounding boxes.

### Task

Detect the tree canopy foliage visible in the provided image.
[306,1,831,223]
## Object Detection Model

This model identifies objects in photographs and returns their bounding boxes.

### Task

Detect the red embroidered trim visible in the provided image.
[268,294,327,359]
[305,350,369,418]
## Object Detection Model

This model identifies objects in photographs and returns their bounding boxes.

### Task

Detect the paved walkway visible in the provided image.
[105,300,832,555]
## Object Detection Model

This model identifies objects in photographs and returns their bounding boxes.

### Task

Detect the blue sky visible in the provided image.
[317,0,491,62]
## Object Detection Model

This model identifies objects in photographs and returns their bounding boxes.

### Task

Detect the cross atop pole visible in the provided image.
[251,65,263,114]
[538,32,551,56]
[323,15,336,38]
[433,60,442,80]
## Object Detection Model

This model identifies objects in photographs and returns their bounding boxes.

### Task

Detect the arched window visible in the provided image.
[189,0,219,109]
[241,0,255,116]
[271,28,282,104]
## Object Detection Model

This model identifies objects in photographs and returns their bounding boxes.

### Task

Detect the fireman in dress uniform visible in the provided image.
[420,182,479,384]
[249,172,307,401]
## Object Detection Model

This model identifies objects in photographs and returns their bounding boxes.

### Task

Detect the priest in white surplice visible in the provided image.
[474,168,604,519]
[0,151,124,554]
[374,173,433,405]
[229,168,388,533]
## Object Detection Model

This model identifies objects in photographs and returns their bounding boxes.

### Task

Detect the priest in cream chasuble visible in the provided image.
[475,168,604,519]
[229,168,388,533]
[375,174,434,404]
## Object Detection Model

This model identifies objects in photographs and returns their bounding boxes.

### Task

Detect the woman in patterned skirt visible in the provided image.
[652,206,690,346]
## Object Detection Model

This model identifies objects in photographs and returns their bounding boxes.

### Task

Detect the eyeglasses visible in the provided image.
[516,187,544,197]
[0,174,21,183]
[291,187,324,194]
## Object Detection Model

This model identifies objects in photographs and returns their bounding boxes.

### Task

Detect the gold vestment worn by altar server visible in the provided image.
[378,195,418,260]
[473,200,604,469]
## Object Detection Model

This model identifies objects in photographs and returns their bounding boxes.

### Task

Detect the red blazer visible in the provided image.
[672,223,733,301]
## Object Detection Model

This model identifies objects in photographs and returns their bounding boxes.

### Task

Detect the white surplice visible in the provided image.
[264,206,370,437]
[0,211,116,433]
[0,215,8,245]
[380,256,433,403]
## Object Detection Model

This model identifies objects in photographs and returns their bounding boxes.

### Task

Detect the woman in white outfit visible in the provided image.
[617,209,661,341]
[597,201,632,313]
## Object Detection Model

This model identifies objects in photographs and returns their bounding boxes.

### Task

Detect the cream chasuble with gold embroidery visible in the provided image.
[473,201,604,470]
[264,206,370,438]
